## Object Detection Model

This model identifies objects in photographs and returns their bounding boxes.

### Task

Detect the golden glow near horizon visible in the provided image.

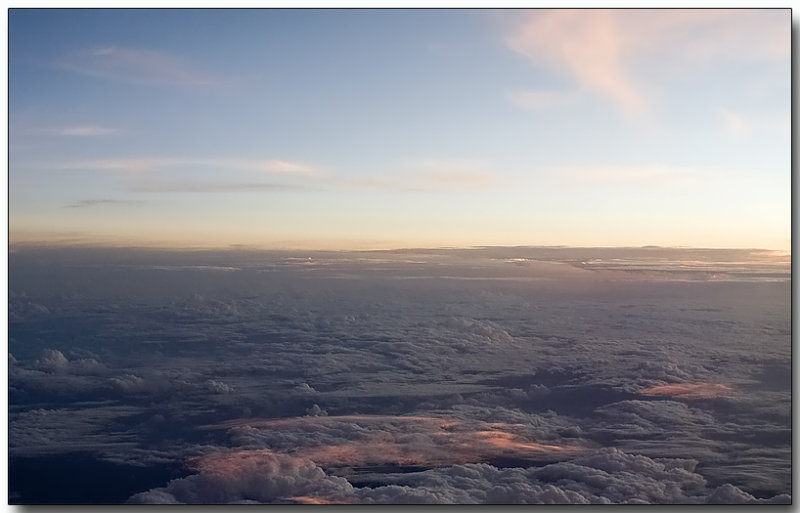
[9,9,790,252]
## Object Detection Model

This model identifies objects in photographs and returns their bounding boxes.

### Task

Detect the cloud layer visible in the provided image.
[8,246,791,503]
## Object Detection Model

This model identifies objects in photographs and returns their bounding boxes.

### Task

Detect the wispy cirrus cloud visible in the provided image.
[58,46,226,87]
[506,9,645,119]
[64,198,146,208]
[47,157,319,175]
[28,124,121,137]
[505,9,789,120]
[127,180,315,193]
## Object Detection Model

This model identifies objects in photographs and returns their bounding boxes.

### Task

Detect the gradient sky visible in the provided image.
[9,8,791,250]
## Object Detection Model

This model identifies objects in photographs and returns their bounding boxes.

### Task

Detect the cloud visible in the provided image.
[127,180,313,193]
[35,349,70,372]
[640,383,733,400]
[128,449,355,504]
[208,414,580,469]
[28,125,120,137]
[64,199,145,209]
[128,446,789,504]
[8,247,792,503]
[505,9,789,119]
[50,157,318,175]
[506,9,645,119]
[58,46,225,86]
[52,158,160,173]
[33,348,103,375]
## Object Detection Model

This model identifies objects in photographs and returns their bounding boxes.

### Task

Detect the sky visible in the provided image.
[8,8,791,250]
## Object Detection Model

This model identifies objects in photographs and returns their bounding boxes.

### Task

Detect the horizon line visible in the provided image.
[7,239,791,254]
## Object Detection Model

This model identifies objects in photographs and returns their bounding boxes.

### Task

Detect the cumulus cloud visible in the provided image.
[35,349,70,372]
[33,348,103,374]
[8,247,791,503]
[128,446,788,504]
[206,379,235,394]
[209,414,580,469]
[128,449,354,504]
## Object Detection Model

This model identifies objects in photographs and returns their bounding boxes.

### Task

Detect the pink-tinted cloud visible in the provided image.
[506,9,645,119]
[506,9,789,119]
[284,496,348,504]
[208,414,580,468]
[640,382,732,400]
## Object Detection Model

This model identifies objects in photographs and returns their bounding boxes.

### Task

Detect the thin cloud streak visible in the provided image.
[29,125,121,137]
[128,180,316,193]
[46,157,319,175]
[64,198,146,208]
[58,45,227,87]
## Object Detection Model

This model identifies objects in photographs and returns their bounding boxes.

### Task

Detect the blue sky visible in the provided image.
[9,8,791,250]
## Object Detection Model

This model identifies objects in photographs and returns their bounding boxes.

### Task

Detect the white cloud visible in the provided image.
[127,445,789,504]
